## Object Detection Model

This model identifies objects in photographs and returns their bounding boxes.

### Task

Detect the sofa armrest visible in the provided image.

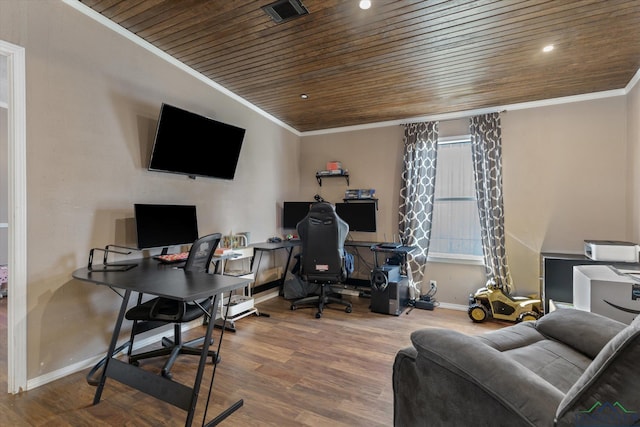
[394,328,564,427]
[535,309,626,359]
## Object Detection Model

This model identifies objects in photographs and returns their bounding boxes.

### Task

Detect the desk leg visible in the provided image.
[281,247,294,287]
[184,293,219,426]
[94,289,132,405]
[196,292,244,427]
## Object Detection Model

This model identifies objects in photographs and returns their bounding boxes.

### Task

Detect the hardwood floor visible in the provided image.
[0,295,505,426]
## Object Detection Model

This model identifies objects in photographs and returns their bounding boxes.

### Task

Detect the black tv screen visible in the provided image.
[134,204,199,250]
[148,103,245,180]
[283,201,312,229]
[335,202,377,232]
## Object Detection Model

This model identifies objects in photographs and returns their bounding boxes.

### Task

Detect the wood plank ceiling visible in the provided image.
[79,0,640,132]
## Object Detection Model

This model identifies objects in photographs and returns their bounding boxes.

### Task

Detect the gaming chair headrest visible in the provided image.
[309,201,336,215]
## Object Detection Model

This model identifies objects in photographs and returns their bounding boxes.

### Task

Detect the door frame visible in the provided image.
[0,39,27,394]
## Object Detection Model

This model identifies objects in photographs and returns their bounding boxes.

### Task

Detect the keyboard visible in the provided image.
[154,252,189,264]
[379,242,401,249]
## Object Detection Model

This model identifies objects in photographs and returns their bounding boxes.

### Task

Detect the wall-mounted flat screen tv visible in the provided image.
[148,103,246,180]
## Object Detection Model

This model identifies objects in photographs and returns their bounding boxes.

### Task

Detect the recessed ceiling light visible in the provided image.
[359,0,371,10]
[543,44,554,53]
[300,94,309,99]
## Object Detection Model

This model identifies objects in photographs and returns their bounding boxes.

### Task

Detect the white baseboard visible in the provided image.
[254,290,279,304]
[436,302,468,312]
[26,320,202,390]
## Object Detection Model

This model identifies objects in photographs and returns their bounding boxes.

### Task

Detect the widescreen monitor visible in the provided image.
[148,103,245,180]
[335,202,377,232]
[282,201,312,229]
[134,204,199,250]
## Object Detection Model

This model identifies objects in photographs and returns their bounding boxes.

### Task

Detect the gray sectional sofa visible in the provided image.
[393,309,640,426]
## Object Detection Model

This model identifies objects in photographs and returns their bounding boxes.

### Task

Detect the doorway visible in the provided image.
[0,39,27,394]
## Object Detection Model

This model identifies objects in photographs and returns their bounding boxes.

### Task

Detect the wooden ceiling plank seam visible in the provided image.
[114,0,212,35]
[137,2,268,43]
[80,0,123,14]
[122,0,249,30]
[106,0,167,23]
[95,0,155,21]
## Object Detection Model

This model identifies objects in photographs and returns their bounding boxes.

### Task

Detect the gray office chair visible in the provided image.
[125,233,221,379]
[291,202,353,318]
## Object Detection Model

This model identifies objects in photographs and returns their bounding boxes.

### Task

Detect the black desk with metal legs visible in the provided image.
[72,258,250,427]
[249,240,301,294]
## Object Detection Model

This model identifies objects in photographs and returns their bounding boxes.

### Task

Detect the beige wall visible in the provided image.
[301,97,630,305]
[1,0,300,380]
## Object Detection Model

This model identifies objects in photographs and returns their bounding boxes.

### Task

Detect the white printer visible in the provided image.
[584,240,640,263]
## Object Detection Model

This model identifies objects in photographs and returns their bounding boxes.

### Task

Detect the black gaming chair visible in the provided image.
[125,233,221,379]
[291,202,353,318]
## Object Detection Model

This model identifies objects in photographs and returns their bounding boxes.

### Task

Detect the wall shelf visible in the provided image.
[316,172,349,186]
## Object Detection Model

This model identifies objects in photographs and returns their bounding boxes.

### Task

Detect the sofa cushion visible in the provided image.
[503,339,592,393]
[476,321,545,351]
[555,315,640,427]
[476,314,593,392]
[536,309,626,359]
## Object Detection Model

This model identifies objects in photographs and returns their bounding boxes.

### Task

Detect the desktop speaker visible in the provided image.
[370,264,401,291]
[370,274,409,316]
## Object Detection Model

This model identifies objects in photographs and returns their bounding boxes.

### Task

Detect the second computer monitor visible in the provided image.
[335,202,377,232]
[282,201,312,229]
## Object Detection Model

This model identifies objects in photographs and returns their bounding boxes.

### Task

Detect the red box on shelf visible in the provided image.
[326,161,342,171]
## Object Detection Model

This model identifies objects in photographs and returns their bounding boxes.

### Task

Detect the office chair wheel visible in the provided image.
[129,360,140,367]
[345,306,352,313]
[315,312,322,318]
[211,353,221,364]
[161,369,173,380]
[290,304,297,310]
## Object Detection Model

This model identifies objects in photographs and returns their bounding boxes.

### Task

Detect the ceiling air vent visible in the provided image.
[262,0,309,24]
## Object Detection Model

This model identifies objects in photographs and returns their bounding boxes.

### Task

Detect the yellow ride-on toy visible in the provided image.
[468,279,541,323]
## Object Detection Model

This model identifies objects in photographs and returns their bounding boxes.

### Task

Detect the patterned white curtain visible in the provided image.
[469,113,513,291]
[398,122,438,290]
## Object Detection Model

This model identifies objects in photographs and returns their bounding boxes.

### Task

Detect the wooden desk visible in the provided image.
[73,258,250,427]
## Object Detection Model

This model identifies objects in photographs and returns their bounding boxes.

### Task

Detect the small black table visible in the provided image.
[72,257,251,427]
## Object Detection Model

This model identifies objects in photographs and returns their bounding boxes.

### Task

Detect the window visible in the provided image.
[429,136,483,260]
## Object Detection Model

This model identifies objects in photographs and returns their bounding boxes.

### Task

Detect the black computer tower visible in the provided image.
[370,272,410,316]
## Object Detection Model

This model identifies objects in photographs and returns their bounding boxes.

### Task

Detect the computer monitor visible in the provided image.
[134,204,199,251]
[282,201,312,229]
[335,202,377,232]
